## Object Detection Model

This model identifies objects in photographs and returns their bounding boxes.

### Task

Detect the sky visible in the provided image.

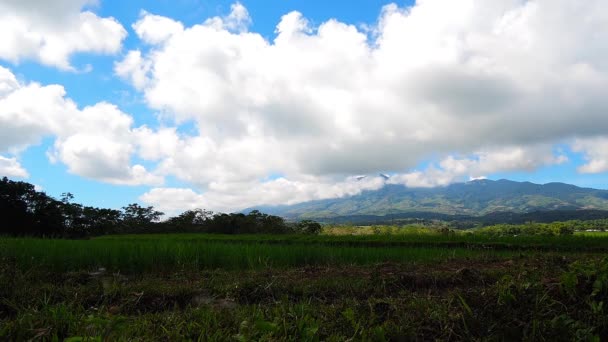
[2,0,608,214]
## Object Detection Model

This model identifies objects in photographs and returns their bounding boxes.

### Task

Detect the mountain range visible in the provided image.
[247,179,608,223]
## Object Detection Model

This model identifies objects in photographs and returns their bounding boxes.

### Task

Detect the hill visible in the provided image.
[246,179,608,222]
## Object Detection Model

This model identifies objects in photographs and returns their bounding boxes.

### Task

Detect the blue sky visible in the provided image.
[1,0,608,213]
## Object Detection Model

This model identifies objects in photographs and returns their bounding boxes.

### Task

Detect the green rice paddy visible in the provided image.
[2,232,607,272]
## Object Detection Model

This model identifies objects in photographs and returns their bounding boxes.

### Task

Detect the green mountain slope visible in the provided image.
[248,179,608,220]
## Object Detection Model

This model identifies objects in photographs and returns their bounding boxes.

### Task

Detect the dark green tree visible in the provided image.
[296,220,322,235]
[121,203,164,230]
[0,177,64,236]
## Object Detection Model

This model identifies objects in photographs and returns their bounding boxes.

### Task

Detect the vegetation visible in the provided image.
[2,233,608,340]
[475,220,608,236]
[0,234,552,273]
[0,178,308,237]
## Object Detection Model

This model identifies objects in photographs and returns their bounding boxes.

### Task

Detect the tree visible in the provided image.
[0,177,64,236]
[0,177,296,237]
[296,220,322,235]
[121,203,163,230]
[164,209,214,232]
[169,209,213,226]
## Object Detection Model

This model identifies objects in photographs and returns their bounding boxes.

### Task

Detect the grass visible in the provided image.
[0,235,521,273]
[575,231,608,236]
[3,232,608,340]
[97,230,608,251]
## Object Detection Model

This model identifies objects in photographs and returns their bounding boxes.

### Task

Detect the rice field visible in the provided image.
[2,232,608,272]
[96,230,608,248]
[0,235,514,273]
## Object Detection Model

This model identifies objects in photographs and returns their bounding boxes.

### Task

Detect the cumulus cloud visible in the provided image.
[132,11,184,45]
[117,1,608,173]
[0,66,161,185]
[572,138,608,174]
[0,156,28,178]
[141,176,386,214]
[47,104,164,186]
[390,145,568,188]
[114,50,151,90]
[203,2,252,33]
[110,1,608,210]
[0,0,127,70]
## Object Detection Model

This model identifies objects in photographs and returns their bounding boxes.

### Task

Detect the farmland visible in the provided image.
[2,230,608,340]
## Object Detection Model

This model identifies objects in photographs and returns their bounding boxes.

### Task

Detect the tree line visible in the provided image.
[475,220,608,236]
[0,177,321,238]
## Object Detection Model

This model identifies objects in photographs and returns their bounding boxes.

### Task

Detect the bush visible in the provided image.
[296,220,322,235]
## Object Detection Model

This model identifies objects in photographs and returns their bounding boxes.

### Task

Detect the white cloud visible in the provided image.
[132,11,184,45]
[0,0,127,70]
[141,175,385,213]
[114,50,151,90]
[0,69,74,152]
[389,145,567,188]
[140,188,205,215]
[204,2,252,33]
[117,1,608,173]
[572,138,608,174]
[0,66,161,185]
[110,1,608,211]
[0,156,28,178]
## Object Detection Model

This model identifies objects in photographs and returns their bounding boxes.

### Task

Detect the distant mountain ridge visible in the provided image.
[246,179,608,221]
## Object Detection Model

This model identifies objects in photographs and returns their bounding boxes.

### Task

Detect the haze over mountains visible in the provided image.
[248,179,608,222]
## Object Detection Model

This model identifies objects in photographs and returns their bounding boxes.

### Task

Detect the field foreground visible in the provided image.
[1,233,608,341]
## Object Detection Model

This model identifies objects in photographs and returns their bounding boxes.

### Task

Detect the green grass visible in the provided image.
[3,232,608,273]
[98,230,608,251]
[97,230,608,243]
[0,235,518,273]
[575,231,608,236]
